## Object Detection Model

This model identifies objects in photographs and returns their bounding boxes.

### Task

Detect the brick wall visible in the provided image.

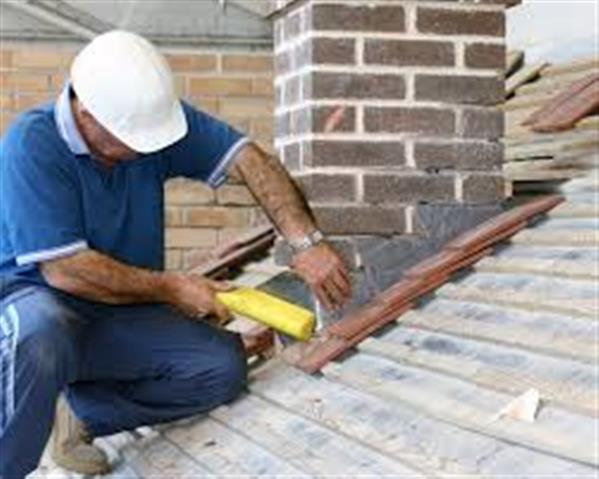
[272,0,507,268]
[0,45,274,271]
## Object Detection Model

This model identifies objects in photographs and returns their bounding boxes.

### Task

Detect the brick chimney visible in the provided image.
[271,0,509,291]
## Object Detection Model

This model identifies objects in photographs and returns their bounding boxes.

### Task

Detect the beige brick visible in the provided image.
[219,98,273,118]
[0,112,16,134]
[0,50,13,69]
[254,137,274,152]
[252,78,274,97]
[216,185,256,205]
[217,227,252,244]
[250,208,269,227]
[12,50,74,70]
[184,206,252,227]
[0,72,50,92]
[50,72,68,90]
[222,54,272,73]
[250,118,274,137]
[165,179,215,205]
[15,93,56,110]
[188,97,220,116]
[264,142,276,154]
[173,75,187,97]
[189,77,252,96]
[166,53,218,72]
[216,115,250,133]
[165,207,184,227]
[165,228,217,248]
[165,249,183,270]
[0,94,14,110]
[182,248,213,270]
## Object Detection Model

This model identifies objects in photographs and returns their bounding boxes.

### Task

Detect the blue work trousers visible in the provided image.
[0,286,247,479]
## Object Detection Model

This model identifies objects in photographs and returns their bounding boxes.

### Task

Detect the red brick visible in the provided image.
[461,108,504,139]
[415,74,502,105]
[296,105,356,134]
[310,38,355,65]
[274,18,284,46]
[275,50,292,75]
[313,205,406,235]
[364,173,455,203]
[311,4,405,32]
[284,11,303,41]
[417,8,504,36]
[283,75,301,106]
[461,174,505,203]
[365,39,454,67]
[283,143,301,171]
[305,141,405,168]
[307,72,406,100]
[414,141,503,170]
[465,43,506,70]
[364,107,455,135]
[275,112,290,138]
[295,173,357,202]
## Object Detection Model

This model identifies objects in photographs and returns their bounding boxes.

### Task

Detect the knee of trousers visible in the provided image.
[5,289,81,387]
[184,332,248,406]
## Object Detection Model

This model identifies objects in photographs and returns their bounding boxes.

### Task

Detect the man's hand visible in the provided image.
[165,273,234,325]
[292,242,352,311]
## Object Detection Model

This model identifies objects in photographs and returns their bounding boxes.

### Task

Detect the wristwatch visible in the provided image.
[288,229,325,254]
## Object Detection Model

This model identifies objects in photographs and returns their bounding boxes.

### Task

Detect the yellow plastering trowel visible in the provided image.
[216,287,316,341]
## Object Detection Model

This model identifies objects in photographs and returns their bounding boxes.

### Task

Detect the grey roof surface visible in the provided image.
[31,164,598,479]
[1,0,272,47]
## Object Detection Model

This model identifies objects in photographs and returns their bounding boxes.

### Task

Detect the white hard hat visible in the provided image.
[71,30,187,153]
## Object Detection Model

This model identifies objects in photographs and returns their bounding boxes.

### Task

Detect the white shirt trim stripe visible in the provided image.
[16,240,89,266]
[206,136,251,188]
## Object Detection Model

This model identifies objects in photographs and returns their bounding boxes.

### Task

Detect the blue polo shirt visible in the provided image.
[0,84,248,296]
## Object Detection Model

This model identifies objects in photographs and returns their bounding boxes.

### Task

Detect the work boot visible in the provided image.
[51,396,112,475]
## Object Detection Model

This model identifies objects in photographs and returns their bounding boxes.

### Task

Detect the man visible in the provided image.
[0,31,351,478]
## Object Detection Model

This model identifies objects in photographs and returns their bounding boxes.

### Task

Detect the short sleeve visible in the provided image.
[163,101,249,187]
[1,122,87,266]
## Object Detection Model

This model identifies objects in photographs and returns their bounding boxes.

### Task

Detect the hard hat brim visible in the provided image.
[115,100,188,154]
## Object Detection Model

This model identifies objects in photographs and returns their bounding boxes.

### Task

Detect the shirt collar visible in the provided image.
[54,82,90,155]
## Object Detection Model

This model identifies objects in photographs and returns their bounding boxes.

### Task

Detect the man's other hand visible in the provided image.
[292,243,352,311]
[165,273,234,324]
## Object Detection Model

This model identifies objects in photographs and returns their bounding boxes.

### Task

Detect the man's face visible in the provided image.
[72,97,138,166]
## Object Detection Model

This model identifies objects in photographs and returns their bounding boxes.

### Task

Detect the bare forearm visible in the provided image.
[231,143,317,239]
[41,250,174,304]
